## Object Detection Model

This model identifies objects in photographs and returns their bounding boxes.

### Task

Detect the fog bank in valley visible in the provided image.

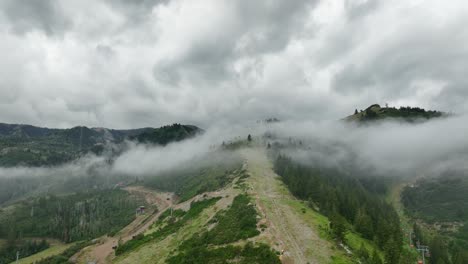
[1,115,467,185]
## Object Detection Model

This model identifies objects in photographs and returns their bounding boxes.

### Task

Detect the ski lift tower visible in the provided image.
[416,245,429,264]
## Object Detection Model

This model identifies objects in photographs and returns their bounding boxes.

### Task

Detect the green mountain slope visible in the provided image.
[401,174,468,263]
[130,124,202,145]
[0,123,202,167]
[0,144,408,264]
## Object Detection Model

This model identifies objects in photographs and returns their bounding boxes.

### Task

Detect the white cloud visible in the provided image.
[0,0,467,128]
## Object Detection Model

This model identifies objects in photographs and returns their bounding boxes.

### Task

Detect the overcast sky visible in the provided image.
[1,0,467,129]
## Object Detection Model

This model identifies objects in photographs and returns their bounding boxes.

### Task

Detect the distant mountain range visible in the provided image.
[0,104,447,167]
[0,123,202,167]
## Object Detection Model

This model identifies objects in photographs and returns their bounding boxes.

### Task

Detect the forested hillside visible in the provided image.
[274,155,403,264]
[402,174,468,264]
[345,104,445,122]
[0,190,143,243]
[131,124,202,145]
[0,123,201,167]
[0,239,49,263]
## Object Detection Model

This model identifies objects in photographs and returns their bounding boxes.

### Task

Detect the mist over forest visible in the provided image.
[2,0,468,263]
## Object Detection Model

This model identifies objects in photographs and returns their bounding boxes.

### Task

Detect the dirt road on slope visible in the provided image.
[241,148,332,264]
[72,186,173,264]
[114,183,241,264]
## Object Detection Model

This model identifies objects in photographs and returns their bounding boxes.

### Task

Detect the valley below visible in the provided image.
[1,111,468,264]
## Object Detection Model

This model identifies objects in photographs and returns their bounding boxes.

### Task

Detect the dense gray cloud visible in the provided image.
[1,0,70,35]
[0,0,467,128]
[269,115,468,176]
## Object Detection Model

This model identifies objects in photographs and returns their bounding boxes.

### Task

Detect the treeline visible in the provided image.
[274,155,402,264]
[362,105,444,121]
[401,176,468,222]
[384,106,443,119]
[131,123,202,145]
[0,239,49,263]
[412,223,468,264]
[0,190,142,243]
[403,175,468,264]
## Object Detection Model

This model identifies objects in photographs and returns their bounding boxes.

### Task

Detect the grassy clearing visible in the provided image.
[282,197,356,264]
[282,178,385,263]
[203,194,259,244]
[283,199,330,238]
[330,254,353,264]
[115,197,224,264]
[144,152,242,202]
[345,232,383,258]
[242,149,351,264]
[16,243,75,264]
[166,194,279,264]
[263,153,386,263]
[167,242,280,264]
[115,197,221,256]
[33,240,93,264]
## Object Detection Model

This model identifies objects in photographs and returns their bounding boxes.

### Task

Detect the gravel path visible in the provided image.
[241,148,332,264]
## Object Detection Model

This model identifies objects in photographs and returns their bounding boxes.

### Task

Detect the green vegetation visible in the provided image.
[166,195,278,264]
[167,242,280,264]
[115,197,221,256]
[346,104,445,122]
[0,239,49,263]
[0,171,138,207]
[144,153,242,202]
[274,155,403,264]
[402,175,468,264]
[0,190,142,243]
[16,242,74,264]
[131,123,202,145]
[402,176,468,222]
[190,194,259,245]
[0,122,201,167]
[34,240,93,264]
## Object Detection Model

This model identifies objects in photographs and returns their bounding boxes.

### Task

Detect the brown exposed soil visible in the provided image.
[241,148,332,264]
[71,186,173,264]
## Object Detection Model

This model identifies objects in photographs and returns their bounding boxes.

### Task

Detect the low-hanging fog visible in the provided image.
[1,114,467,186]
[268,114,468,178]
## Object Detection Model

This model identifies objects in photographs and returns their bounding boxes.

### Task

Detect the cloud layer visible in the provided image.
[1,0,468,128]
[270,115,468,177]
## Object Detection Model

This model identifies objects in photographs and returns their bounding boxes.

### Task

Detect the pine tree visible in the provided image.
[429,237,449,264]
[354,208,373,239]
[384,237,402,264]
[330,214,346,242]
[357,243,369,260]
[371,249,383,264]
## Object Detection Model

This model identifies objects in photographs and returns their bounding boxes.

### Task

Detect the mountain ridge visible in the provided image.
[0,123,203,167]
[344,104,446,122]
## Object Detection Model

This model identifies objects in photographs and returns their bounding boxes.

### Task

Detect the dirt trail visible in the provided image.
[114,183,240,264]
[72,186,173,264]
[241,148,332,264]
